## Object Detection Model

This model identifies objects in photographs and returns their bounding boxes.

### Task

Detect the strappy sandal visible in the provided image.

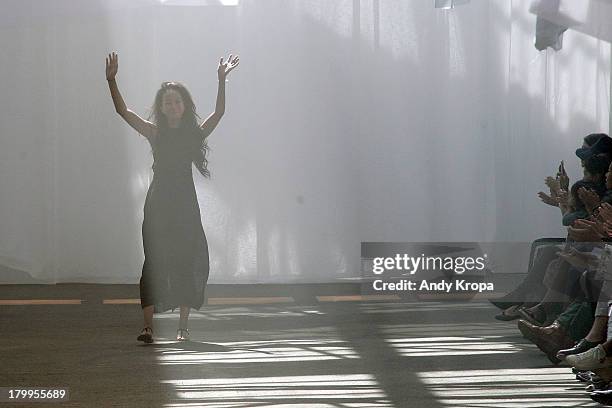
[176,328,190,342]
[137,326,154,344]
[494,304,522,321]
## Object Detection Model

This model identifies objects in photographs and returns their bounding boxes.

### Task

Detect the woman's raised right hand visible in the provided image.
[106,52,118,81]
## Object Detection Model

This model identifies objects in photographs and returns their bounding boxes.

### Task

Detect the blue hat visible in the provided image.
[575,133,612,160]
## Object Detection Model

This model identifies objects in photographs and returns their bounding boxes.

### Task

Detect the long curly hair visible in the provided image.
[149,81,211,178]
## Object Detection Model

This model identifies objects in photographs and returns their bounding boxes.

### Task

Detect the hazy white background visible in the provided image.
[0,0,609,283]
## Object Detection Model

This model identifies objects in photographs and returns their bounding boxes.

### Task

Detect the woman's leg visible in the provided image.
[176,306,191,341]
[523,288,565,323]
[137,305,155,343]
[143,305,154,328]
[179,305,190,329]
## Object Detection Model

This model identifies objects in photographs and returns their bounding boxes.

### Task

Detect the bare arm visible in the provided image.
[200,79,225,137]
[106,52,157,140]
[200,54,239,137]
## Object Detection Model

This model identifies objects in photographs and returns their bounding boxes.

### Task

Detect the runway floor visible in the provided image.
[0,284,601,407]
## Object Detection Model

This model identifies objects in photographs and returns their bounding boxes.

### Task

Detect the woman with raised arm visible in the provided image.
[105,51,239,343]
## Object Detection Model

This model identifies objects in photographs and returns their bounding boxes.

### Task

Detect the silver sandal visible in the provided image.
[176,328,190,341]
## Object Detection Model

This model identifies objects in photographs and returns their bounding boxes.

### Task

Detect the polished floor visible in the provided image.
[0,284,601,407]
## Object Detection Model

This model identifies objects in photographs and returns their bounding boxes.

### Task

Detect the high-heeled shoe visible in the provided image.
[494,304,522,321]
[176,328,190,342]
[137,327,154,344]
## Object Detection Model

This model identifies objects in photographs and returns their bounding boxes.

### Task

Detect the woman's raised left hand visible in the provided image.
[218,54,240,81]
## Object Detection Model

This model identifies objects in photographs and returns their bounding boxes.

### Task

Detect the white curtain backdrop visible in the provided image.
[0,0,609,283]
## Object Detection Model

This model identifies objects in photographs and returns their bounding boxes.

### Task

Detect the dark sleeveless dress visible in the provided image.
[139,127,209,313]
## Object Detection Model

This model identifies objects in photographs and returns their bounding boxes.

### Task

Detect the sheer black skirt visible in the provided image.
[139,177,209,313]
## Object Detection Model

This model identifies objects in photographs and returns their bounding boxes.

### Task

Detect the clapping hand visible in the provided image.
[569,219,605,241]
[538,173,567,208]
[539,176,561,207]
[578,187,601,214]
[538,191,558,207]
[557,190,570,211]
[545,176,561,195]
[598,202,612,222]
[594,202,612,235]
